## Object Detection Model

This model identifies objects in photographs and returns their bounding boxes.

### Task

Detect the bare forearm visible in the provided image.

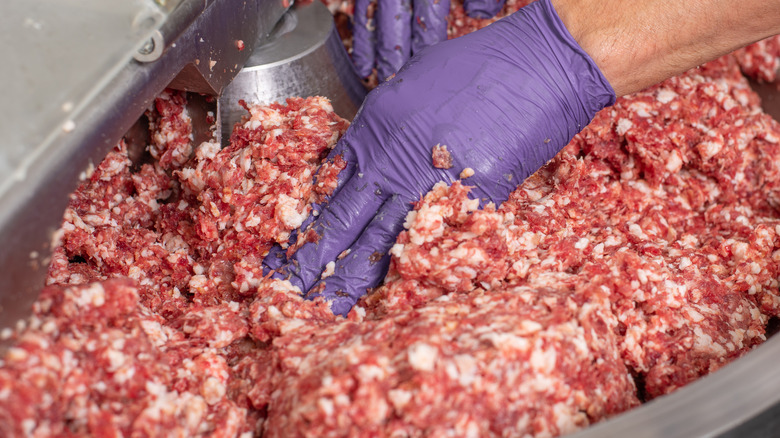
[553,0,780,96]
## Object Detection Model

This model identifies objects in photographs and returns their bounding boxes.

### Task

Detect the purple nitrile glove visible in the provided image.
[352,0,450,81]
[265,0,615,316]
[352,0,377,78]
[411,0,451,54]
[463,0,506,19]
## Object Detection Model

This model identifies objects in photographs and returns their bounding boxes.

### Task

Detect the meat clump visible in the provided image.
[4,8,780,438]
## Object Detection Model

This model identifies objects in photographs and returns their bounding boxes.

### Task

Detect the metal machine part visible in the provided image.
[2,0,168,188]
[572,333,780,437]
[0,0,288,332]
[220,0,368,142]
[4,2,780,437]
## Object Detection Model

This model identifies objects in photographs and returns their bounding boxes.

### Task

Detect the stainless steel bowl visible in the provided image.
[2,1,779,435]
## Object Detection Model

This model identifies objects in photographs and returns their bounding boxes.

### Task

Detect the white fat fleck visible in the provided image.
[453,354,478,387]
[106,349,126,371]
[189,274,208,291]
[78,161,96,181]
[279,318,306,335]
[269,279,302,294]
[41,320,57,334]
[520,320,543,334]
[574,238,589,250]
[616,118,633,135]
[244,119,262,130]
[113,365,136,384]
[388,389,413,410]
[140,320,168,346]
[629,101,653,117]
[686,308,705,323]
[482,332,530,351]
[529,346,557,372]
[656,88,678,104]
[322,261,336,278]
[731,241,748,261]
[358,364,386,381]
[460,167,475,179]
[201,376,226,405]
[628,223,648,240]
[698,140,722,160]
[22,419,36,435]
[196,141,221,160]
[693,327,727,356]
[0,328,12,340]
[244,212,262,228]
[6,347,29,362]
[554,402,584,435]
[407,343,438,372]
[666,150,683,173]
[636,269,649,284]
[73,283,106,308]
[275,194,307,229]
[402,210,418,230]
[464,197,480,212]
[318,397,335,416]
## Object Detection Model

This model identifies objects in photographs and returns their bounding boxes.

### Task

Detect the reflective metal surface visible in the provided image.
[2,1,779,436]
[572,334,780,437]
[220,0,368,142]
[0,0,287,332]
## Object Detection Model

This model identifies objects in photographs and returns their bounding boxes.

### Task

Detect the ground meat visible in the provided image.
[5,9,780,438]
[362,55,780,402]
[734,35,780,83]
[431,144,454,169]
[2,95,349,436]
[0,279,247,437]
[265,281,638,437]
[148,89,195,171]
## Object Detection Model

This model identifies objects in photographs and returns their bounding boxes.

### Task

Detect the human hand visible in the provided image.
[351,0,451,81]
[462,0,506,19]
[265,0,615,315]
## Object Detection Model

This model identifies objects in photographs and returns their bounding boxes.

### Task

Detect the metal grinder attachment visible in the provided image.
[219,0,368,144]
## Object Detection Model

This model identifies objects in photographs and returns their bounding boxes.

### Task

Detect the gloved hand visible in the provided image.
[351,0,450,81]
[265,0,615,315]
[463,0,506,19]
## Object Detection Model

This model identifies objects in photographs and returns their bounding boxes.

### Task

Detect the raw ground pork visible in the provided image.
[3,3,780,438]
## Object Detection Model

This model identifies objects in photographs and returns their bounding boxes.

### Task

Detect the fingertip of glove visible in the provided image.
[464,0,504,19]
[262,244,287,274]
[329,296,355,317]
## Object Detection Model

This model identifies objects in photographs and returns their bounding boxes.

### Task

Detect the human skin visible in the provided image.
[266,0,780,314]
[553,0,780,96]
